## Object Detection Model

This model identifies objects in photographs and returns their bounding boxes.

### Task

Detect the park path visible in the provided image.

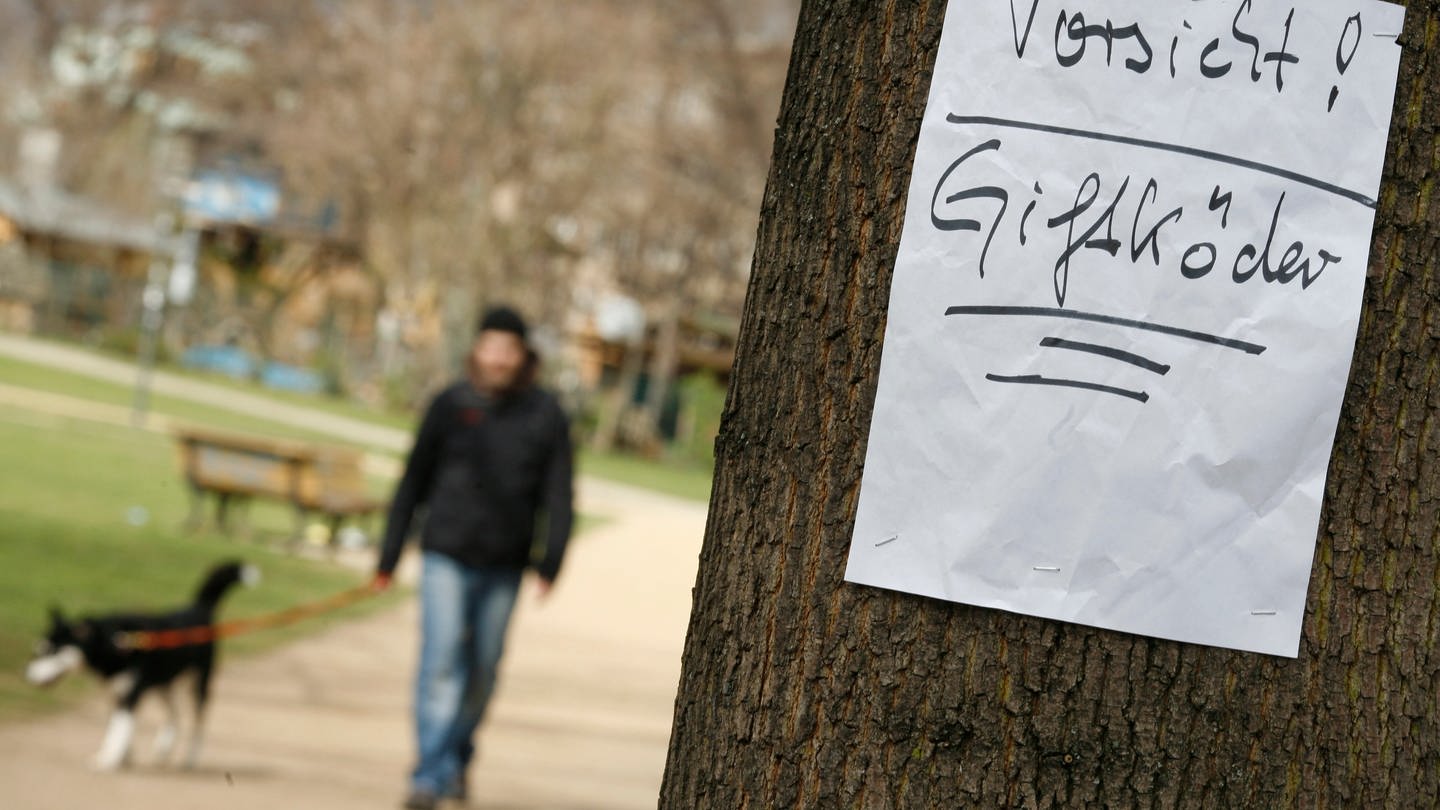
[0,333,710,808]
[0,332,411,452]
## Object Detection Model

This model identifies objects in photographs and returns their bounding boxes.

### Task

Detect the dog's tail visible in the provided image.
[194,560,261,611]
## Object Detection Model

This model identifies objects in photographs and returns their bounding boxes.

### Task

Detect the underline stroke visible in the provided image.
[985,373,1149,403]
[1039,337,1171,375]
[946,114,1376,209]
[945,305,1266,355]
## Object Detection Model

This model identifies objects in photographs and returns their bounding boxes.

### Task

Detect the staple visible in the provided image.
[1032,566,1061,572]
[1250,610,1277,616]
[875,535,899,547]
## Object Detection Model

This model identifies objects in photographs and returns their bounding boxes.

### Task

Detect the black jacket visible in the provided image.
[377,380,573,580]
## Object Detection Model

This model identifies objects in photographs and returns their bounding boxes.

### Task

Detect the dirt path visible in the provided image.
[0,476,705,809]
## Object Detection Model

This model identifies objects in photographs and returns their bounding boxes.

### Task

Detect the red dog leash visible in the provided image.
[113,584,379,651]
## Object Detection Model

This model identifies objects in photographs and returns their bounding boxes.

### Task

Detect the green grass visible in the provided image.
[0,353,409,452]
[0,397,617,723]
[59,334,418,432]
[577,449,713,503]
[0,406,404,721]
[0,333,699,724]
[1,350,716,502]
[158,364,415,432]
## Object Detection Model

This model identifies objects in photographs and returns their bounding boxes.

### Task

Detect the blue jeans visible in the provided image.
[412,551,522,795]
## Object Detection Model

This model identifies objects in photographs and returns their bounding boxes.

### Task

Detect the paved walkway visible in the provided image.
[0,333,411,451]
[0,334,708,808]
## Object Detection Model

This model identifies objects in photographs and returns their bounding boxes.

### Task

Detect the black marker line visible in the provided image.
[946,114,1376,209]
[986,373,1150,403]
[1039,336,1171,375]
[945,305,1267,354]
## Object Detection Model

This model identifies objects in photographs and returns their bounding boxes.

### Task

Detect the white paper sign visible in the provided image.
[846,0,1405,657]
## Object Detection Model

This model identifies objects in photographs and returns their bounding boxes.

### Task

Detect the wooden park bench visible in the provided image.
[294,445,387,540]
[174,427,384,546]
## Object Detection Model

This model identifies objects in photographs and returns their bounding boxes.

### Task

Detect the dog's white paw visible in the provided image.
[93,710,135,772]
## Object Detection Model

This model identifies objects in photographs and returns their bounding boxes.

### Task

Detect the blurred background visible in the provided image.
[0,0,798,461]
[0,3,797,805]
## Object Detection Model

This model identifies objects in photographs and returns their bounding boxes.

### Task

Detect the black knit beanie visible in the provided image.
[477,306,528,342]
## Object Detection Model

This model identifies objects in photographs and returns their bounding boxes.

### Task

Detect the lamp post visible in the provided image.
[131,210,173,427]
[131,133,191,427]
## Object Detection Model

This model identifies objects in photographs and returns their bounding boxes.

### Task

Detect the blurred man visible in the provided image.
[374,306,573,810]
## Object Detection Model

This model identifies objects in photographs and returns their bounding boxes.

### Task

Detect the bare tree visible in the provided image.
[660,0,1440,806]
[0,0,798,407]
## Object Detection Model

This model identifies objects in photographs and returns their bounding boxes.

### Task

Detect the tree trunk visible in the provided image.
[660,1,1439,807]
[640,303,682,449]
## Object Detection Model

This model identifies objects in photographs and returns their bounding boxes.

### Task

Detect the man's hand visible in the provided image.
[371,572,393,592]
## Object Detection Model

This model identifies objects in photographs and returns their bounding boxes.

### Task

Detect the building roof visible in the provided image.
[0,178,173,254]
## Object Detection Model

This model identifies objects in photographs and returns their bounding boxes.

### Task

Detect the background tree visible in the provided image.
[0,0,796,415]
[660,0,1439,806]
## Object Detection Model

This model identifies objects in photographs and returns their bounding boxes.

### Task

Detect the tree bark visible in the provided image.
[660,1,1440,807]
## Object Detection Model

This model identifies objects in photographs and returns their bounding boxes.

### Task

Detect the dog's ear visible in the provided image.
[48,605,65,627]
[73,621,93,641]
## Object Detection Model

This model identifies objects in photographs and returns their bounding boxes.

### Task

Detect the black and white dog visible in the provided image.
[25,560,259,770]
